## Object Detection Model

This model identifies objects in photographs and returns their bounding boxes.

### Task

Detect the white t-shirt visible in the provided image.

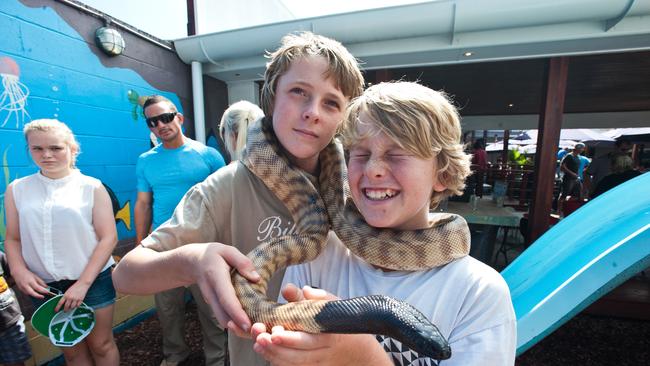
[282,232,516,366]
[11,170,114,282]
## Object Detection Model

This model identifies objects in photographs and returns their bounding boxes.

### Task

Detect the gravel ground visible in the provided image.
[114,302,650,366]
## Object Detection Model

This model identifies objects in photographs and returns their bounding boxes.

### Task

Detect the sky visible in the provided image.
[79,0,427,40]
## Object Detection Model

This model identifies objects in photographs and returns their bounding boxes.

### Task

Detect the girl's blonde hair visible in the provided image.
[219,101,264,161]
[23,119,80,167]
[340,81,471,208]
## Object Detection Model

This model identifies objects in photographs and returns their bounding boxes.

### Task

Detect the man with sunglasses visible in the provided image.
[136,95,226,366]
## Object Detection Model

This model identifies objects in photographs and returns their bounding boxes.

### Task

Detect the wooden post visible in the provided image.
[501,130,510,166]
[528,57,569,243]
[375,69,392,83]
[186,0,196,36]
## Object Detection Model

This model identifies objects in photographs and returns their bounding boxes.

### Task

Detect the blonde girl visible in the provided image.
[4,119,119,365]
[219,100,264,161]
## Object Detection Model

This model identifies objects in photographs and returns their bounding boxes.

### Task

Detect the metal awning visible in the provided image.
[174,0,650,82]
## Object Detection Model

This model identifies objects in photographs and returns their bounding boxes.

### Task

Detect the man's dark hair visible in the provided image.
[473,138,485,150]
[143,95,177,113]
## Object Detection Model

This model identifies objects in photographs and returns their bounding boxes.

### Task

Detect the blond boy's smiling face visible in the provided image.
[347,115,446,230]
[271,55,347,175]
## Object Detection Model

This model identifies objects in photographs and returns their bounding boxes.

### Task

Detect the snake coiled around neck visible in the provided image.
[232,118,470,360]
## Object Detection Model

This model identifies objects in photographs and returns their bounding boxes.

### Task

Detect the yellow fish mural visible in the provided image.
[115,201,131,231]
[102,182,131,231]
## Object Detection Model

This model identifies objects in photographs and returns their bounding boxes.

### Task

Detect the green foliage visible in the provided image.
[508,148,533,166]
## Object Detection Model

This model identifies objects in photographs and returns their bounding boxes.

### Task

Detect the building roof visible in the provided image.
[173,0,650,129]
[174,0,650,82]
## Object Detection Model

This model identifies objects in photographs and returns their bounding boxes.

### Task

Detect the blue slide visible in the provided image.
[501,172,650,355]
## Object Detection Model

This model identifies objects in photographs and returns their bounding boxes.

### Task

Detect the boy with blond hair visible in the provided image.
[253,81,516,365]
[112,32,364,366]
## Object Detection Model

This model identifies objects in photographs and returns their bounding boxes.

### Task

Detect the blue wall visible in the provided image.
[0,0,189,245]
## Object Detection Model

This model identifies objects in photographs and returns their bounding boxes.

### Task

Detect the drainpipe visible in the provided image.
[186,0,205,144]
[191,61,206,144]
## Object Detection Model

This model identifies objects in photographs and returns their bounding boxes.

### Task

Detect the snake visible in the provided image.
[232,118,471,360]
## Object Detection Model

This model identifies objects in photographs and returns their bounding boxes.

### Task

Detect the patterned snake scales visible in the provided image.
[233,118,471,360]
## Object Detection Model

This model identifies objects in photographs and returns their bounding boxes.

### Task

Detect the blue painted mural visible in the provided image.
[0,0,184,245]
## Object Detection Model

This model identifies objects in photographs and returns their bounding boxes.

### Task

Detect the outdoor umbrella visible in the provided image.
[520,144,537,154]
[515,129,614,146]
[486,141,521,152]
[604,128,650,142]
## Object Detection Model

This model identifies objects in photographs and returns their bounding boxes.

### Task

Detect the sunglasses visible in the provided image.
[145,112,177,128]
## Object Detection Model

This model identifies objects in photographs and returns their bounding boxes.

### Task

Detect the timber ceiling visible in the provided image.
[365,50,650,117]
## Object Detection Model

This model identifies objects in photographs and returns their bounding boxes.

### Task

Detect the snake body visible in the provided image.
[233,118,470,360]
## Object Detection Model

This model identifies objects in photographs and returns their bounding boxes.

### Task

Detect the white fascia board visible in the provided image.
[183,0,650,82]
[461,111,650,131]
[202,26,650,81]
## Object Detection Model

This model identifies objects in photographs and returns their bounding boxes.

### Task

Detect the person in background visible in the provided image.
[471,138,488,197]
[4,119,119,365]
[555,147,571,179]
[586,138,632,196]
[577,147,591,181]
[0,252,32,366]
[252,81,516,365]
[556,142,585,212]
[112,32,365,366]
[219,100,264,162]
[577,146,591,198]
[592,154,643,198]
[135,95,227,366]
[557,147,570,161]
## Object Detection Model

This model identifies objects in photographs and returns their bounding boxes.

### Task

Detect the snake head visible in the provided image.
[316,295,451,360]
[377,295,451,360]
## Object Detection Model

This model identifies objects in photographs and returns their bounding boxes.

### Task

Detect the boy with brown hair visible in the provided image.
[253,81,516,365]
[112,31,364,366]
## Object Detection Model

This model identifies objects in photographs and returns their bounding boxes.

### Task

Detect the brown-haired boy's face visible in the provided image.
[271,55,347,175]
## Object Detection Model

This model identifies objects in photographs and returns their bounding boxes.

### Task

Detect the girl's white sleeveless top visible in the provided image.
[12,170,114,282]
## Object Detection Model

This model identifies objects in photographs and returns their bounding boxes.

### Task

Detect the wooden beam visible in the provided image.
[375,69,393,83]
[528,57,569,243]
[501,130,510,165]
[186,0,197,36]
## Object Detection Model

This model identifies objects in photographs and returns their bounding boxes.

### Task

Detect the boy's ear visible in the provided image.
[433,180,446,193]
[433,171,447,193]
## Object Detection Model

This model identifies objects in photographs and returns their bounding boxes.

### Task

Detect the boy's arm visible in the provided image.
[113,182,260,330]
[113,242,259,330]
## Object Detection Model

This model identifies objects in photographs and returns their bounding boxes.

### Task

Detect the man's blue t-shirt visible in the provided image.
[136,139,225,229]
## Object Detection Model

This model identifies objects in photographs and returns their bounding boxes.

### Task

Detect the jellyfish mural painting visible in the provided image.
[0,56,30,128]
